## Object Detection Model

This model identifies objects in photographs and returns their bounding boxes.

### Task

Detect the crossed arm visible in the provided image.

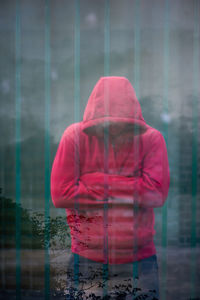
[51,127,170,210]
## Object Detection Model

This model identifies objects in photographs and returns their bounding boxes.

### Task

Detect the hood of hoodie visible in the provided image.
[82,76,148,136]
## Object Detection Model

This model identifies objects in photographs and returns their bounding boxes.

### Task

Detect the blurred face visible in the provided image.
[93,122,126,136]
[109,123,127,136]
[92,122,145,137]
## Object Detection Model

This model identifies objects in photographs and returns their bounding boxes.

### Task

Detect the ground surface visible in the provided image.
[0,246,200,300]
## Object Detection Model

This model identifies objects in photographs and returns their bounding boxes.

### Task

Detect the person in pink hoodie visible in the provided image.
[51,76,170,299]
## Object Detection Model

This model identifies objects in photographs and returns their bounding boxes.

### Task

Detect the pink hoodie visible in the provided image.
[51,77,170,264]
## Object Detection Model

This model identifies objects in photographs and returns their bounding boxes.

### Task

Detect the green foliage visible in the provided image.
[0,188,70,250]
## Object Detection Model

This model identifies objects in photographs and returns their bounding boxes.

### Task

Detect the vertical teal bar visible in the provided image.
[103,0,110,297]
[161,0,169,299]
[74,0,80,124]
[15,0,21,299]
[104,0,110,77]
[134,0,140,98]
[132,0,140,282]
[74,0,80,288]
[190,0,199,298]
[103,125,109,298]
[44,0,50,298]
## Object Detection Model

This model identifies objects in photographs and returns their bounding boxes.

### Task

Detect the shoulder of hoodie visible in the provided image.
[143,124,167,147]
[61,122,81,139]
[61,122,95,143]
[61,122,93,146]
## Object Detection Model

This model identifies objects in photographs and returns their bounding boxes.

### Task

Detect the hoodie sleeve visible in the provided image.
[51,125,106,209]
[80,130,170,208]
[107,130,170,208]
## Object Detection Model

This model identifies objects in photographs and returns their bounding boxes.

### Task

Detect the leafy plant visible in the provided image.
[0,188,70,250]
[0,188,158,299]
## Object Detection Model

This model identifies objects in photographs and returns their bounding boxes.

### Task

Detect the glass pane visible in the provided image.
[0,0,199,299]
